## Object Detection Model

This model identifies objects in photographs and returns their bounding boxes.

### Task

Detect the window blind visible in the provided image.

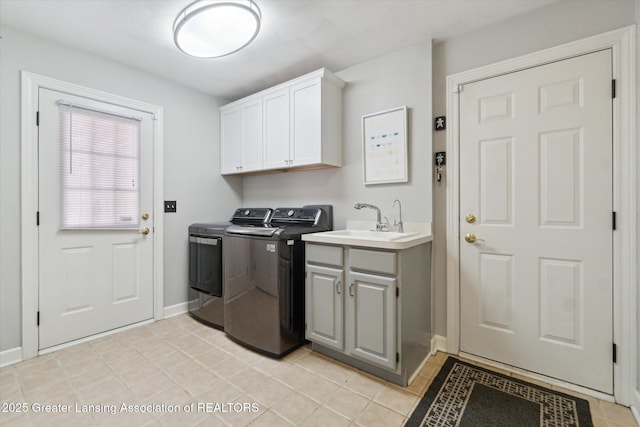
[59,102,141,229]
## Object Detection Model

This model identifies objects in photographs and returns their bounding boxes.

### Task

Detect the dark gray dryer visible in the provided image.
[223,205,333,357]
[188,208,272,329]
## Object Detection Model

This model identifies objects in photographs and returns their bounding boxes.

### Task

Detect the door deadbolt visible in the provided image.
[141,213,149,221]
[465,214,476,224]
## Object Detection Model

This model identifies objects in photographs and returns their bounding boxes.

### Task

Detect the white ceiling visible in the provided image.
[0,0,555,100]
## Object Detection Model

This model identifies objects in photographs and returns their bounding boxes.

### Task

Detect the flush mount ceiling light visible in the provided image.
[173,0,261,58]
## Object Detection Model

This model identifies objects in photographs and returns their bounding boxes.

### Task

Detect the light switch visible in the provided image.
[164,201,177,213]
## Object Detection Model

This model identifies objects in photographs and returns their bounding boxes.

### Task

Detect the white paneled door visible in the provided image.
[38,88,154,350]
[459,50,613,393]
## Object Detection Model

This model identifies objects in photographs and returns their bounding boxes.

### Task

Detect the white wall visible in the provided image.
[431,0,636,338]
[0,26,241,352]
[242,40,433,232]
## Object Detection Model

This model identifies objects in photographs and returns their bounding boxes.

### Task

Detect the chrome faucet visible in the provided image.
[354,203,388,231]
[392,199,404,232]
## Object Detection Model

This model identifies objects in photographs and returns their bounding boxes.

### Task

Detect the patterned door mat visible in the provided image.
[405,357,593,427]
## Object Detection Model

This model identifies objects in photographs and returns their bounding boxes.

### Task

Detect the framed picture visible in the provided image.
[361,106,408,185]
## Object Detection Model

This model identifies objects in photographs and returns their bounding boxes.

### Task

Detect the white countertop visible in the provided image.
[303,221,433,250]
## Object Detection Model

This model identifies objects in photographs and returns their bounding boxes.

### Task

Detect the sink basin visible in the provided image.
[302,226,433,249]
[323,230,419,241]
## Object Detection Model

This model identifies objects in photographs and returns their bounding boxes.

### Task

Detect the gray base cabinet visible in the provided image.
[305,242,431,386]
[306,263,344,350]
[350,271,397,370]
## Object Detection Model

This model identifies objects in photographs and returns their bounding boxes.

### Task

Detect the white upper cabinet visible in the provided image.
[220,97,263,174]
[220,106,241,175]
[263,88,290,170]
[239,98,263,172]
[290,78,322,167]
[220,69,344,175]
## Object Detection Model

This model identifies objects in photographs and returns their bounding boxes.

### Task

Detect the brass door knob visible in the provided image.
[141,213,149,221]
[464,233,477,243]
[465,214,476,224]
[140,227,150,235]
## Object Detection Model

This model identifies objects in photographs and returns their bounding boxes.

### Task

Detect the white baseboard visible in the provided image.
[0,347,23,368]
[163,301,191,319]
[430,334,447,354]
[631,390,640,426]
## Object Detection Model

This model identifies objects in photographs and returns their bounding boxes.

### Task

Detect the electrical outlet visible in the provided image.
[164,201,177,213]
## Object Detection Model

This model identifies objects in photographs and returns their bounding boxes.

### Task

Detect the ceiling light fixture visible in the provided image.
[173,0,261,58]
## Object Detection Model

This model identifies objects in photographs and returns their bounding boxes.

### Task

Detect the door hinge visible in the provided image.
[396,352,399,363]
[37,311,40,326]
[612,211,616,230]
[304,322,307,330]
[613,343,617,363]
[36,211,40,226]
[612,79,616,99]
[36,111,40,126]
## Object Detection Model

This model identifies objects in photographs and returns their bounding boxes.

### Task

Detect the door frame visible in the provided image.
[445,26,636,404]
[20,71,165,360]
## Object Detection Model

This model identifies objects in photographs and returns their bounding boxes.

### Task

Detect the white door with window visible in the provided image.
[38,88,154,349]
[459,50,613,393]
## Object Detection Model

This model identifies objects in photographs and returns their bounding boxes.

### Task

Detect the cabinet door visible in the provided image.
[306,264,344,351]
[220,106,241,174]
[290,78,322,167]
[348,271,397,370]
[263,89,290,170]
[239,98,263,172]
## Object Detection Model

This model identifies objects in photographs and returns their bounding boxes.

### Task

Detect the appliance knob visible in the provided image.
[244,210,250,216]
[287,210,295,217]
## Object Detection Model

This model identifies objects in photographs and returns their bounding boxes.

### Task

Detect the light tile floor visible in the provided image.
[0,314,636,426]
